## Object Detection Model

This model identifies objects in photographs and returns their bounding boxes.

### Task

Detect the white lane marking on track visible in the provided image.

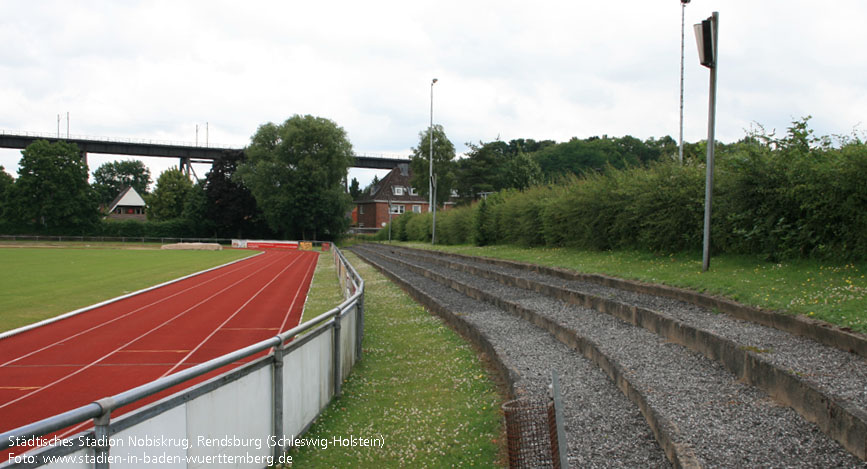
[277,252,319,334]
[159,251,306,377]
[0,252,274,368]
[0,251,287,411]
[38,251,316,442]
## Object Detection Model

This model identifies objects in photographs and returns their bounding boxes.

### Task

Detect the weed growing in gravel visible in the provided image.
[285,251,504,468]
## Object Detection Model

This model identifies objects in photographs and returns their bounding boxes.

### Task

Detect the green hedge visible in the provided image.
[379,131,867,261]
[0,218,217,239]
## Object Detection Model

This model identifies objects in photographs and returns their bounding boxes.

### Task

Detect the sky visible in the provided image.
[2,0,866,189]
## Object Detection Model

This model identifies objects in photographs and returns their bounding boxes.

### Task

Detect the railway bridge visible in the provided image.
[0,131,408,177]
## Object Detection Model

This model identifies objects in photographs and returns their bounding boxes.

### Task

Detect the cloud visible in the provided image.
[1,0,866,187]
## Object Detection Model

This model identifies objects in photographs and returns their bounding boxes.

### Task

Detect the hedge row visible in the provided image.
[0,218,217,239]
[377,137,867,261]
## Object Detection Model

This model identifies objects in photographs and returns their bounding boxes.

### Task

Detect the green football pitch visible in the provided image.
[0,247,254,333]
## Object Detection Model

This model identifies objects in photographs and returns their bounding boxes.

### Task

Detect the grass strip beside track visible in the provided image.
[387,242,867,334]
[284,251,504,468]
[299,252,345,324]
[0,247,254,333]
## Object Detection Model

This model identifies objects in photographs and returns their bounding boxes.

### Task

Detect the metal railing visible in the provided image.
[0,246,364,468]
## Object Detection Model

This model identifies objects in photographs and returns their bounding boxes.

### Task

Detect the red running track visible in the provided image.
[0,249,318,454]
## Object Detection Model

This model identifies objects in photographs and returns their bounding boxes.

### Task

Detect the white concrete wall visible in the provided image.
[283,333,333,438]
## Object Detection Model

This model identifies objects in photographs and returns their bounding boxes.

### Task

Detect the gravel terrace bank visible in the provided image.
[351,243,867,469]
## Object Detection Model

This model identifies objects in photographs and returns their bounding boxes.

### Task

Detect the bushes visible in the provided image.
[377,127,867,261]
[715,136,867,260]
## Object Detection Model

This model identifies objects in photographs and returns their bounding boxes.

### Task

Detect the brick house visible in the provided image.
[106,186,147,221]
[354,164,430,231]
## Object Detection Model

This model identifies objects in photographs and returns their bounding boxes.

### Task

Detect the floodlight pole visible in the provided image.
[429,78,438,245]
[700,12,719,272]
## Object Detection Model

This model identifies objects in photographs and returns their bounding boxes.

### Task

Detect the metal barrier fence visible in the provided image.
[0,247,364,468]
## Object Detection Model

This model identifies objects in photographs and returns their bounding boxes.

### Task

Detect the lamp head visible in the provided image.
[432,78,438,84]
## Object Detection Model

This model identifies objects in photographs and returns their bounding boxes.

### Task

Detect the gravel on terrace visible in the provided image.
[392,246,867,413]
[358,244,867,468]
[353,247,670,468]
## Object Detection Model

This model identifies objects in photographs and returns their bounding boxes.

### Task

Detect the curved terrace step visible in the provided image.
[351,247,674,468]
[382,244,867,462]
[355,243,867,468]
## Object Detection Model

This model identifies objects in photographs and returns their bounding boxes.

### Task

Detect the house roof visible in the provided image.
[355,164,429,204]
[108,187,146,212]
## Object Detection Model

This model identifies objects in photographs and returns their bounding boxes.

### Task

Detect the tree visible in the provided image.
[181,182,215,236]
[235,114,354,239]
[92,160,152,206]
[5,140,97,231]
[409,124,456,207]
[455,141,507,201]
[0,166,14,220]
[502,149,543,190]
[203,152,267,238]
[349,177,362,201]
[147,168,192,221]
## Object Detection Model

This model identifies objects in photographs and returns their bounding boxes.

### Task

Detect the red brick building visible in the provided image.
[354,164,429,231]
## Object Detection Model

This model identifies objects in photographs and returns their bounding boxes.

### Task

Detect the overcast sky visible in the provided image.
[2,1,866,188]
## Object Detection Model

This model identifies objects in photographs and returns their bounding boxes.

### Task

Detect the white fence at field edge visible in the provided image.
[0,246,364,469]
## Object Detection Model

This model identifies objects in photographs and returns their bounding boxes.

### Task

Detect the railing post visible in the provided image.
[272,341,285,461]
[355,294,365,361]
[333,314,342,398]
[92,398,114,469]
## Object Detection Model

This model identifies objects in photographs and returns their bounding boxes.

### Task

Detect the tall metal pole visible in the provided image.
[429,78,438,245]
[679,1,689,164]
[701,12,719,272]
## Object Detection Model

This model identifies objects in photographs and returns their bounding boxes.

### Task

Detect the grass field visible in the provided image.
[286,251,504,468]
[387,242,867,334]
[0,246,253,333]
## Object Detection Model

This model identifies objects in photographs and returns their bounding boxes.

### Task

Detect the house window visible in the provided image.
[393,186,404,196]
[359,206,365,215]
[389,204,405,214]
[409,187,418,196]
[412,205,422,213]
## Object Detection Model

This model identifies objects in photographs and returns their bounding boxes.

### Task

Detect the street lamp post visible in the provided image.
[429,78,438,245]
[694,12,719,272]
[679,0,690,164]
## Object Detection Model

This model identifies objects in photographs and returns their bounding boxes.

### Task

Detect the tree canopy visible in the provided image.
[4,140,97,230]
[92,160,151,206]
[409,124,456,207]
[146,167,192,221]
[532,135,665,180]
[236,114,354,239]
[203,152,267,238]
[0,166,13,219]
